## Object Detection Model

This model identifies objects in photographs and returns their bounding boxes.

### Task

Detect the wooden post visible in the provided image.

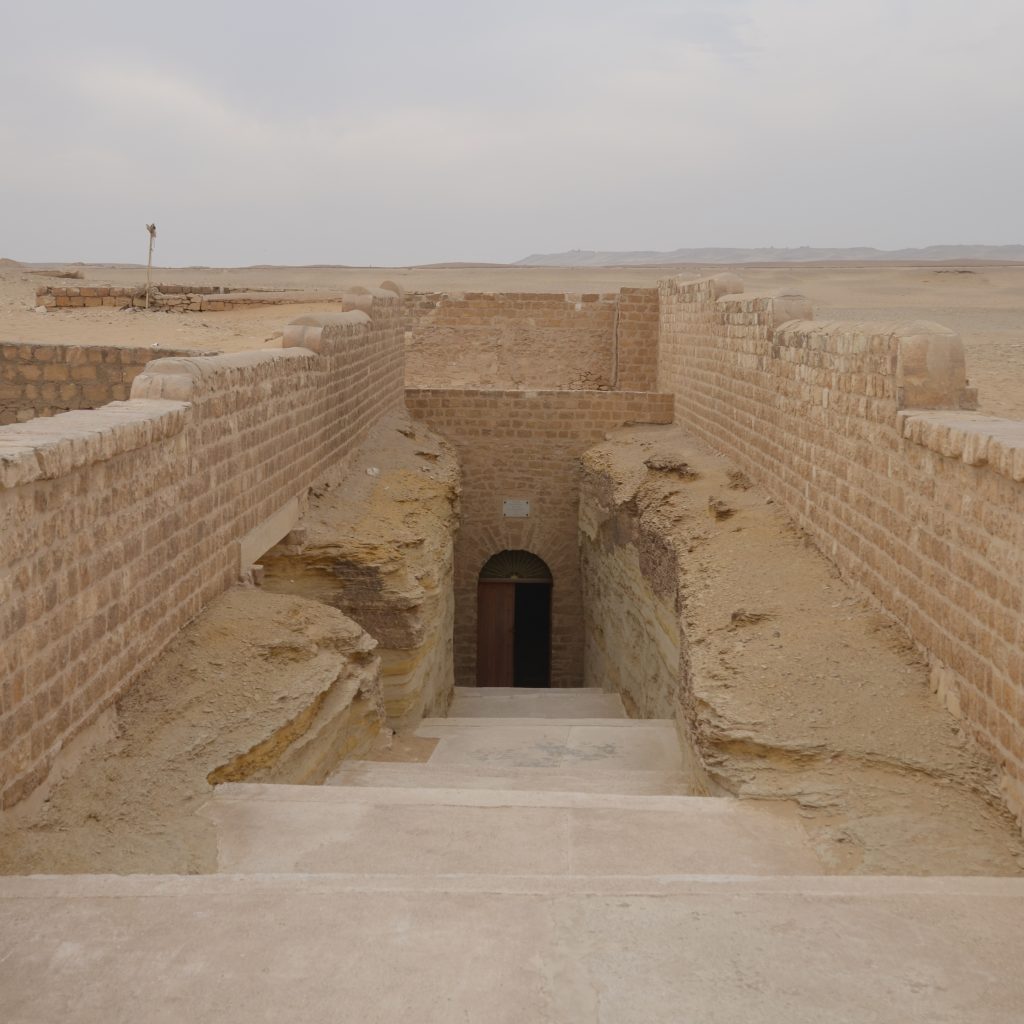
[145,223,157,309]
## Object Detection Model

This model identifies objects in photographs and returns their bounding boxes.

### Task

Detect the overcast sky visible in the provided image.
[2,0,1021,265]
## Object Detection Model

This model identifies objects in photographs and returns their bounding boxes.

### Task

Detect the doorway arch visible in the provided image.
[476,550,552,687]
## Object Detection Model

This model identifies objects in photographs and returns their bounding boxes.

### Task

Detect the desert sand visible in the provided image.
[1,260,1022,420]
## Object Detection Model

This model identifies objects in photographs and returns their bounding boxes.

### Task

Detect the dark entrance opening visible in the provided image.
[476,550,552,687]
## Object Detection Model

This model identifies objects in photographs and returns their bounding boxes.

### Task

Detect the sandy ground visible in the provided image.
[1,260,1022,419]
[0,587,381,875]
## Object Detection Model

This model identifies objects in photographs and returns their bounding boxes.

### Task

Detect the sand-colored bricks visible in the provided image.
[658,272,1024,824]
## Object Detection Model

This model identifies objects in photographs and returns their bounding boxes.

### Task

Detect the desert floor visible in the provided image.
[1,260,1021,420]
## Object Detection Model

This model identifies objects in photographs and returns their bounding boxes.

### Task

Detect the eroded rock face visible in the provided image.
[580,425,1024,876]
[0,588,383,875]
[261,410,460,729]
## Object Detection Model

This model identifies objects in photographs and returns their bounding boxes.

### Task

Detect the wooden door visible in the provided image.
[476,581,515,687]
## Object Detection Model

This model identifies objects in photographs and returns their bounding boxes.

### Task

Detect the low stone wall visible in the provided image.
[405,387,674,687]
[0,288,404,809]
[34,284,349,312]
[406,289,659,391]
[0,340,205,424]
[657,273,1024,821]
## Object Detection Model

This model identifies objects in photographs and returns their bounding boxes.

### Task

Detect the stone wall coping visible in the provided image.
[130,349,317,402]
[0,399,190,487]
[666,274,976,412]
[897,410,1024,481]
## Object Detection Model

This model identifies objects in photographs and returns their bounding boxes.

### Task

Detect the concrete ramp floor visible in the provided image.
[2,873,1023,1023]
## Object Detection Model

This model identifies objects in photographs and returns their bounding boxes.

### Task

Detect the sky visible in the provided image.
[1,0,1022,266]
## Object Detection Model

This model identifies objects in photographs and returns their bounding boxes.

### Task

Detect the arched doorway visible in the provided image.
[476,550,552,687]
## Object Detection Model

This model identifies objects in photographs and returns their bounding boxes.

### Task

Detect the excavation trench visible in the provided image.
[2,413,1022,879]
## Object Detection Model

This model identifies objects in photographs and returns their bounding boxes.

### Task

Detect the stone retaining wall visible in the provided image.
[406,289,659,391]
[405,387,674,687]
[0,288,404,808]
[658,273,1024,820]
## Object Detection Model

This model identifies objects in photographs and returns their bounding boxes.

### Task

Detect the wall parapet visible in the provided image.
[657,272,1024,822]
[0,287,404,809]
[898,410,1024,481]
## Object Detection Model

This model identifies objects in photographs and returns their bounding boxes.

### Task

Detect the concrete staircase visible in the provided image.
[3,686,1024,1022]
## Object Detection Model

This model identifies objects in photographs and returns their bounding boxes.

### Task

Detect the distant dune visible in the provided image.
[516,245,1024,267]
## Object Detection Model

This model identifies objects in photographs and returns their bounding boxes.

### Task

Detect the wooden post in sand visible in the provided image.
[145,223,157,309]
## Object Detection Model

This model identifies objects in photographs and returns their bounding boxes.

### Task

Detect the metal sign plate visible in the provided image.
[502,499,531,518]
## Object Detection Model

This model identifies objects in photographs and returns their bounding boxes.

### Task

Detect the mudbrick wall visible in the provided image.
[0,288,404,808]
[658,273,1024,821]
[0,340,204,425]
[405,388,674,687]
[405,289,659,391]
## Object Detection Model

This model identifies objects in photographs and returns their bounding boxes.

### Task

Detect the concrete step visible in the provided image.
[328,760,695,795]
[414,717,683,772]
[4,872,1023,1023]
[450,686,627,718]
[203,783,821,875]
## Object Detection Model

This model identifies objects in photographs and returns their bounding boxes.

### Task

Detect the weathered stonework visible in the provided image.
[33,283,350,312]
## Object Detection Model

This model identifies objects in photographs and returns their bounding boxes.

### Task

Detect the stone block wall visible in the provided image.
[34,284,347,312]
[657,273,1024,820]
[406,290,660,392]
[405,388,674,687]
[0,290,404,808]
[615,287,659,391]
[0,341,204,425]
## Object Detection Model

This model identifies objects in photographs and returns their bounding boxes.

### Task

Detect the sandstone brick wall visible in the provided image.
[406,290,660,391]
[0,341,204,425]
[657,273,1024,820]
[405,388,674,687]
[0,290,404,809]
[406,291,617,390]
[614,287,659,391]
